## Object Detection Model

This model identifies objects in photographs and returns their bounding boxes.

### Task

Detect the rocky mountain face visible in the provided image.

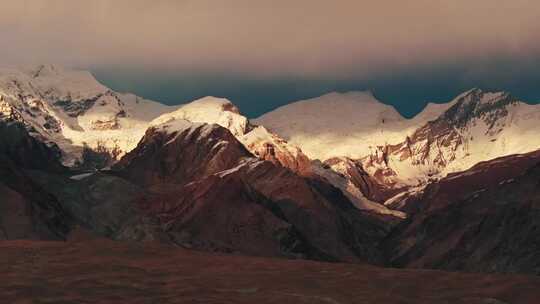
[0,65,179,167]
[0,66,314,178]
[0,159,71,241]
[2,65,540,276]
[113,120,252,188]
[0,112,395,262]
[0,119,64,172]
[323,157,403,202]
[360,89,540,190]
[0,120,71,240]
[240,126,313,176]
[112,119,396,262]
[5,108,540,273]
[257,88,540,207]
[383,150,540,274]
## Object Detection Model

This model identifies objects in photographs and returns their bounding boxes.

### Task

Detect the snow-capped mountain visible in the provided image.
[254,91,452,161]
[107,115,396,261]
[3,65,540,275]
[0,65,309,175]
[257,89,540,197]
[149,96,249,137]
[239,125,313,176]
[4,64,540,216]
[361,88,540,189]
[0,64,178,166]
[148,96,315,176]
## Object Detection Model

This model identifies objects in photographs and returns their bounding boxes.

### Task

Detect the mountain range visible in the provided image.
[1,65,540,277]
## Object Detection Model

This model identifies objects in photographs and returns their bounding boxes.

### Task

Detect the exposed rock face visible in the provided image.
[310,159,407,219]
[53,93,104,117]
[0,121,71,240]
[324,157,403,202]
[360,89,540,188]
[143,162,331,259]
[0,65,179,166]
[0,121,64,172]
[0,67,364,185]
[383,150,540,274]
[27,170,158,242]
[114,120,252,187]
[152,99,314,176]
[4,66,540,277]
[113,120,396,262]
[139,159,393,263]
[240,126,313,176]
[255,89,540,207]
[0,159,71,240]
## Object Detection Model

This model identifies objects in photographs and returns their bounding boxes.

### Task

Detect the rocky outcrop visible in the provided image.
[360,89,540,188]
[0,120,71,240]
[324,157,404,202]
[0,121,64,172]
[152,98,313,176]
[27,170,159,242]
[383,149,540,274]
[136,158,393,263]
[0,66,178,166]
[240,126,313,176]
[113,120,252,187]
[0,158,71,240]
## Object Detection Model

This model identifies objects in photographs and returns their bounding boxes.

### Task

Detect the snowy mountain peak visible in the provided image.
[189,95,243,114]
[355,88,540,191]
[255,91,421,160]
[467,87,510,101]
[452,88,514,108]
[152,117,198,134]
[29,64,63,78]
[441,88,518,129]
[151,96,249,137]
[0,65,108,104]
[0,65,179,167]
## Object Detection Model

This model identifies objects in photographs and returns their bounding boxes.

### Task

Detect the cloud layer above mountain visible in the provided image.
[1,0,539,78]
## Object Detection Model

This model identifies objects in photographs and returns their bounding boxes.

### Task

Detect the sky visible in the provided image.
[1,0,540,118]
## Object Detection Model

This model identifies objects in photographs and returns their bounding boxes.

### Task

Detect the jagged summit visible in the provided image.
[3,65,540,276]
[357,87,540,191]
[0,65,316,177]
[0,65,177,166]
[258,87,540,198]
[442,88,516,123]
[410,88,514,124]
[2,65,540,221]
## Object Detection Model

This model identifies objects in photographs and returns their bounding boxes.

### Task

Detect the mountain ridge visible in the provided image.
[2,65,540,277]
[3,65,540,217]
